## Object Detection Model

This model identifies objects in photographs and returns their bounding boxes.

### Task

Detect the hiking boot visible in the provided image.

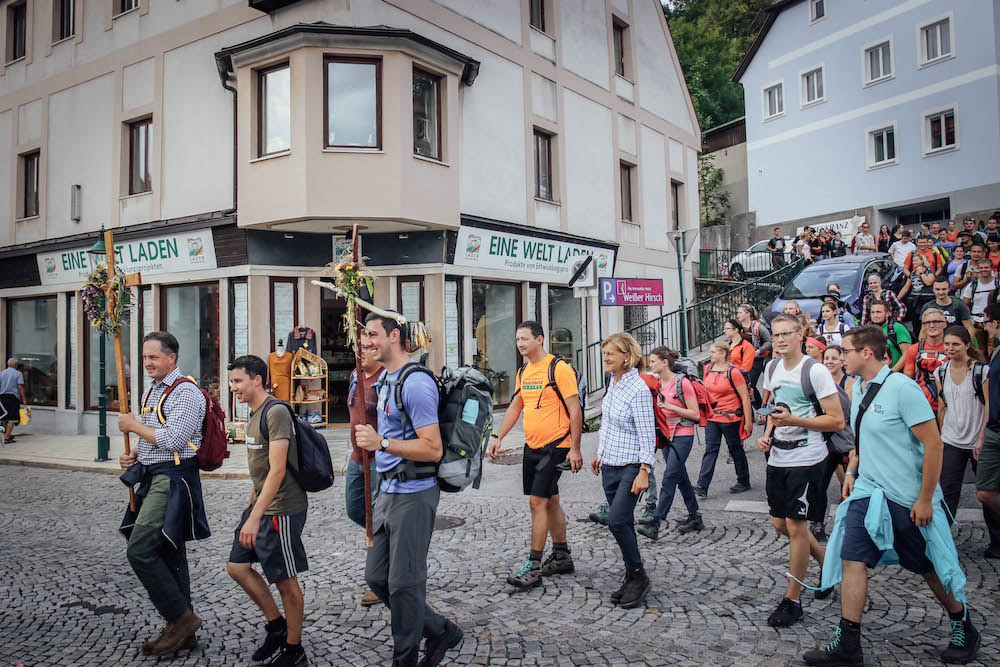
[420,620,463,667]
[677,512,704,534]
[637,519,661,541]
[269,643,308,667]
[638,505,658,525]
[729,482,752,494]
[540,550,574,576]
[252,619,288,662]
[506,558,542,588]
[141,623,172,655]
[693,486,708,498]
[149,610,201,656]
[767,597,803,628]
[610,570,631,603]
[360,590,382,607]
[811,521,829,543]
[181,634,197,651]
[589,503,609,525]
[618,567,652,609]
[802,620,864,666]
[940,609,981,664]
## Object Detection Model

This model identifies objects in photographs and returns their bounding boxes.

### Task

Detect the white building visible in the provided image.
[0,0,700,434]
[734,0,1000,235]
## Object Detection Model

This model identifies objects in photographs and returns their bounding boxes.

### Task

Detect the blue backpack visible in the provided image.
[260,400,335,493]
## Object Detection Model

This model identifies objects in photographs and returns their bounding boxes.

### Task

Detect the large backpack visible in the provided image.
[672,373,714,428]
[513,355,586,413]
[935,360,988,405]
[260,400,335,493]
[913,340,949,404]
[385,363,494,493]
[640,374,672,449]
[765,357,854,455]
[148,377,230,471]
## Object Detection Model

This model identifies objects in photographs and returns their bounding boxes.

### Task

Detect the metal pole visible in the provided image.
[677,233,688,356]
[96,295,110,462]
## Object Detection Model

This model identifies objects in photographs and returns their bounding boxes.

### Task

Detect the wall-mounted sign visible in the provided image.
[796,215,864,244]
[36,229,218,286]
[599,278,665,306]
[454,226,614,283]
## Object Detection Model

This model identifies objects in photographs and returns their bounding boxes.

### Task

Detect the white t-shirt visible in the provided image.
[962,278,998,321]
[888,240,916,267]
[762,356,837,468]
[796,239,812,259]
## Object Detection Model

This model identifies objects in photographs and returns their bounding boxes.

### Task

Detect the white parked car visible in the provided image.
[728,238,794,280]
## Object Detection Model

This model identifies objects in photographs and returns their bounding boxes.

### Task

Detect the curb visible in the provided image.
[0,458,253,480]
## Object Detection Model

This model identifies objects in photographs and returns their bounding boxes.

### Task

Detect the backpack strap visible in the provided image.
[153,377,196,426]
[546,356,571,416]
[259,398,296,446]
[800,358,829,438]
[974,362,987,404]
[391,362,440,439]
[511,363,528,399]
[855,372,892,454]
[765,358,780,384]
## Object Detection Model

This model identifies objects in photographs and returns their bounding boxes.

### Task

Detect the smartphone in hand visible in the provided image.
[757,403,777,416]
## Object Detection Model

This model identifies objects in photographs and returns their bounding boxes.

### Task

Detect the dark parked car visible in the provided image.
[763,253,906,325]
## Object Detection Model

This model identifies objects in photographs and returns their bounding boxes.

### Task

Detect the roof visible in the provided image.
[215,22,481,86]
[731,0,807,83]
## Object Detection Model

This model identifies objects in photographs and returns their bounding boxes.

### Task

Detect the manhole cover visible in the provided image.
[491,451,523,466]
[434,515,464,530]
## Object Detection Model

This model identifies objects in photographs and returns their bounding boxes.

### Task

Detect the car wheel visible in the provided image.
[730,263,745,281]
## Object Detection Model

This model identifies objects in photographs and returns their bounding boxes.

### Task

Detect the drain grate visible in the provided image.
[434,515,465,530]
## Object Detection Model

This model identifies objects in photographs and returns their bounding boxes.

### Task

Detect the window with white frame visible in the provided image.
[802,67,824,105]
[920,18,952,65]
[865,41,892,83]
[54,0,75,42]
[868,126,896,167]
[116,0,138,14]
[925,109,956,153]
[810,0,825,22]
[763,83,783,119]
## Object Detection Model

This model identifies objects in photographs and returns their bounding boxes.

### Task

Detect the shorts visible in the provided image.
[228,506,309,584]
[0,394,20,422]
[840,496,933,574]
[522,442,569,498]
[977,430,1000,493]
[765,461,826,522]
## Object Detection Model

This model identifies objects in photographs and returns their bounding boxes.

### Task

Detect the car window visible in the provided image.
[750,240,769,251]
[781,265,860,300]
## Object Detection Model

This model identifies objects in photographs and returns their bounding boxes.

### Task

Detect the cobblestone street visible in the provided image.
[2,431,998,666]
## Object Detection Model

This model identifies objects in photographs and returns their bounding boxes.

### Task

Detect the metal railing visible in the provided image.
[699,248,791,281]
[579,258,805,397]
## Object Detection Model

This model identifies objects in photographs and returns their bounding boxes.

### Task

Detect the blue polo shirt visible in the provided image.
[375,364,440,494]
[851,365,938,507]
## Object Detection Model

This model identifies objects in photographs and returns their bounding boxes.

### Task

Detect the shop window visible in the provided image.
[230,279,249,421]
[6,1,26,63]
[66,293,76,408]
[398,277,425,325]
[54,0,74,42]
[7,297,58,406]
[533,129,554,201]
[527,283,541,322]
[548,286,582,364]
[530,0,545,32]
[412,68,442,160]
[138,286,153,344]
[161,282,221,400]
[258,63,291,156]
[324,56,381,149]
[20,151,40,218]
[128,118,152,195]
[472,281,521,405]
[270,278,298,352]
[84,295,131,411]
[444,278,463,370]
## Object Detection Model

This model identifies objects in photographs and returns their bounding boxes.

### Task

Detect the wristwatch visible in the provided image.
[639,463,651,473]
[380,437,390,451]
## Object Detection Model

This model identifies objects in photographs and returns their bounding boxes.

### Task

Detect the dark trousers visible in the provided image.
[126,475,192,622]
[816,452,843,525]
[941,443,1000,548]
[698,421,750,491]
[345,457,379,528]
[748,356,765,408]
[601,463,643,570]
[365,486,447,667]
[653,435,699,520]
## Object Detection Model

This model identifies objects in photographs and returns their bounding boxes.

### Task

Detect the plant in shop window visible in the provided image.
[83,263,131,334]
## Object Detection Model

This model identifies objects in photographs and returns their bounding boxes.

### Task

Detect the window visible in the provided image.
[801,67,824,106]
[444,278,463,369]
[763,83,784,119]
[21,151,39,218]
[671,181,681,231]
[7,1,26,63]
[926,109,956,153]
[920,17,952,65]
[258,64,290,156]
[66,293,77,408]
[533,129,553,201]
[7,297,58,407]
[161,282,221,401]
[412,68,441,160]
[529,0,545,32]
[116,0,137,14]
[54,0,74,42]
[84,295,131,411]
[613,21,627,78]
[270,278,298,352]
[865,41,892,83]
[128,119,152,194]
[229,279,248,421]
[397,276,425,323]
[548,286,582,363]
[620,162,634,222]
[324,57,380,149]
[471,281,521,405]
[810,0,825,22]
[869,126,896,167]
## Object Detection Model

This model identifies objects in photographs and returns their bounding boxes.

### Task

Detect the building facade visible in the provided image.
[0,0,700,434]
[734,0,1000,238]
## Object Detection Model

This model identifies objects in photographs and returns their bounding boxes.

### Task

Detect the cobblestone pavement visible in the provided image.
[1,432,998,666]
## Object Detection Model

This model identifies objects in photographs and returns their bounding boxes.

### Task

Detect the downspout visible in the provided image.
[215,55,238,217]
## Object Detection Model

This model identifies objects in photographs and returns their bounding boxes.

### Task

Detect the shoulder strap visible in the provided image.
[511,363,528,398]
[918,340,925,354]
[547,357,570,416]
[392,363,440,437]
[855,373,892,453]
[258,398,294,443]
[800,357,825,420]
[726,366,739,394]
[765,358,780,383]
[973,362,987,404]
[154,377,196,425]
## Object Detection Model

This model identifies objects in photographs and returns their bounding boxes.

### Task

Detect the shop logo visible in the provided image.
[598,254,608,270]
[187,236,205,261]
[44,257,57,274]
[465,234,482,259]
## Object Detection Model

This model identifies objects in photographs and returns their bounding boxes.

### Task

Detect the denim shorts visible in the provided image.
[840,496,933,574]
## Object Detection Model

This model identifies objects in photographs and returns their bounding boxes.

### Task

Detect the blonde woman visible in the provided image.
[592,332,655,609]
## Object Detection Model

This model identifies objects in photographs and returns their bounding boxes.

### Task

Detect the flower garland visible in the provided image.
[328,253,375,352]
[82,263,131,335]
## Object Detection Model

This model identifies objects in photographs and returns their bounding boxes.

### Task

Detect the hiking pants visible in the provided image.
[126,475,192,622]
[365,485,447,667]
[601,464,643,570]
[698,421,750,491]
[653,435,699,520]
[941,443,1000,549]
[345,457,380,528]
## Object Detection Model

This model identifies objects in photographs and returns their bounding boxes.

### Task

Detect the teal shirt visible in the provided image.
[881,322,911,366]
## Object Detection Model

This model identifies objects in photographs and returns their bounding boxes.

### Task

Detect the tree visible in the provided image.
[698,154,729,226]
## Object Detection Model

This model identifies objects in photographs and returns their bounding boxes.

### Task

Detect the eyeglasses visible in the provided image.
[923,320,946,326]
[773,330,802,340]
[841,346,858,354]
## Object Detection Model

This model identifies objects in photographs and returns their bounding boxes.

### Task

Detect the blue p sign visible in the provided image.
[599,278,616,306]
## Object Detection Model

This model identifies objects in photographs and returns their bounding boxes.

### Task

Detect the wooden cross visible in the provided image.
[101,229,142,511]
[350,224,375,548]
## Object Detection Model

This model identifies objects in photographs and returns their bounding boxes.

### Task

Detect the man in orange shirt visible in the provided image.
[488,321,583,588]
[905,234,946,277]
[903,308,949,411]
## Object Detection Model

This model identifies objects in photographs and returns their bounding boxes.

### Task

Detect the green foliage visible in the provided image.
[698,154,729,226]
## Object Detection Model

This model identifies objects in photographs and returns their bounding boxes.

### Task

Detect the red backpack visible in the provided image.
[640,374,672,448]
[147,377,230,471]
[674,373,714,428]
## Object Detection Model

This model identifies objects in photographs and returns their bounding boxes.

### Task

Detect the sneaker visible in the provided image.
[610,571,630,603]
[802,621,864,666]
[637,505,658,525]
[618,567,652,609]
[360,590,382,607]
[693,486,708,498]
[677,512,704,534]
[269,643,308,667]
[420,620,463,667]
[589,503,609,525]
[637,519,660,541]
[811,521,829,543]
[939,610,981,664]
[767,597,803,628]
[540,550,574,576]
[814,583,835,600]
[252,621,287,662]
[729,482,752,494]
[505,558,542,588]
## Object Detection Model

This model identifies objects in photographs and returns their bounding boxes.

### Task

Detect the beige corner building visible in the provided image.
[0,0,701,434]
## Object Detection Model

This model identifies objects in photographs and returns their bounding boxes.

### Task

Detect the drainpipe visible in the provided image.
[215,56,238,217]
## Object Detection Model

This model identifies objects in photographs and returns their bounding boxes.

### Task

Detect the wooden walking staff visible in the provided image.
[350,225,376,547]
[101,229,142,511]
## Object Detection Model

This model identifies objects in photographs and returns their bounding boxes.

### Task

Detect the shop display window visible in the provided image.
[472,281,521,405]
[547,286,582,365]
[6,297,58,406]
[161,282,221,400]
[84,296,131,411]
[445,278,463,369]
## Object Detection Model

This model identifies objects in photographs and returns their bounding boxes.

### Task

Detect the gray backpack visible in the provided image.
[765,357,855,455]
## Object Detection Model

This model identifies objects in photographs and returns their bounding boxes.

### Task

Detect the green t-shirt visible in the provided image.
[245,399,307,515]
[881,322,912,366]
